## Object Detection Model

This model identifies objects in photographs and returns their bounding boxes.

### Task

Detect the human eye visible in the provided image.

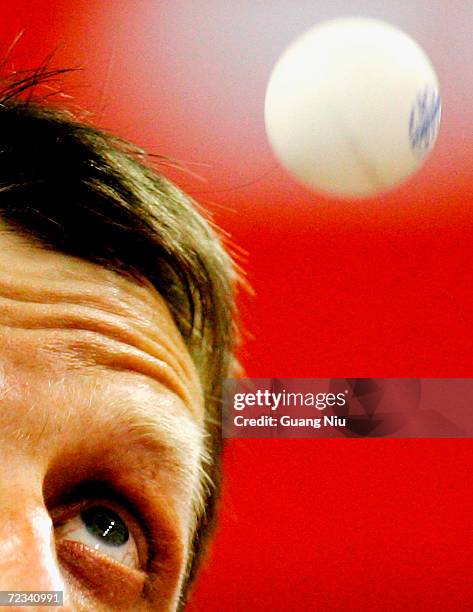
[55,502,141,569]
[51,480,151,602]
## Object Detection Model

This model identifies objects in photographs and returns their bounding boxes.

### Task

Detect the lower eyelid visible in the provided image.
[57,538,146,607]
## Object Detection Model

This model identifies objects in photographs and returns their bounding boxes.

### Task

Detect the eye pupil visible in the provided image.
[81,506,129,547]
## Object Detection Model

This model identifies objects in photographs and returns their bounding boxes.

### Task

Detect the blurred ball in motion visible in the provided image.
[264,17,441,198]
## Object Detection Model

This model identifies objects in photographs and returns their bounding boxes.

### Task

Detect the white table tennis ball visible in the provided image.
[264,17,441,198]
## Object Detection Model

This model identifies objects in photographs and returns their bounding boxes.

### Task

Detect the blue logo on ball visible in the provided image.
[409,87,441,156]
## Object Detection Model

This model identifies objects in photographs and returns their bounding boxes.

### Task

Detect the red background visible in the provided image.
[1,1,472,610]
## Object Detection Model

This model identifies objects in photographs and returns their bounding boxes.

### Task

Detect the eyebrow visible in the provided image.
[42,380,207,543]
[98,375,208,507]
[111,391,205,479]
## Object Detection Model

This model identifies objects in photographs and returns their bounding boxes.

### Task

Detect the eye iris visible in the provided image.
[81,506,129,547]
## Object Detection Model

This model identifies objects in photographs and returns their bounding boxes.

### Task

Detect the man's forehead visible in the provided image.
[0,223,171,323]
[0,223,204,419]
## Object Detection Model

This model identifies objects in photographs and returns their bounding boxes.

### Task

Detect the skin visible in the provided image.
[0,223,205,611]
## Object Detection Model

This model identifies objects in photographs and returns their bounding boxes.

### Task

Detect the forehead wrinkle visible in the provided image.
[0,257,204,419]
[0,227,175,317]
[0,325,200,420]
[0,294,200,411]
[0,226,193,370]
[0,270,192,376]
[0,226,204,408]
[0,266,170,326]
